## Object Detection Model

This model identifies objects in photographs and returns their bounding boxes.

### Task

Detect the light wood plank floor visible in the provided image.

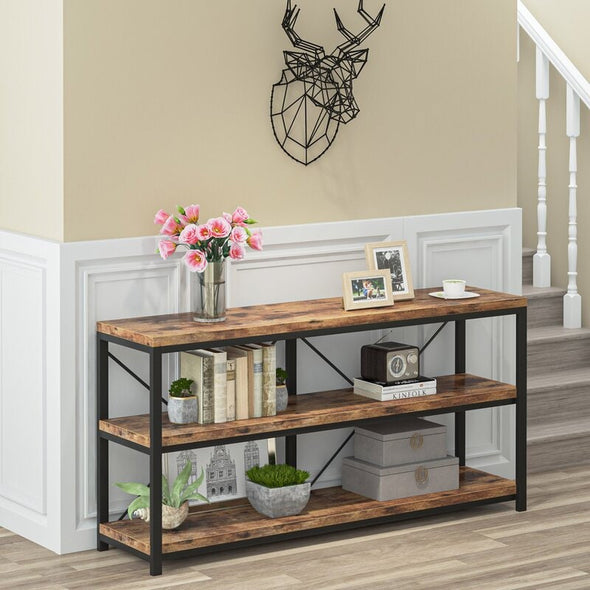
[1,466,589,589]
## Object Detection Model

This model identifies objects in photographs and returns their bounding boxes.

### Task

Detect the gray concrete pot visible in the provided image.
[246,480,310,518]
[168,395,198,424]
[276,385,289,412]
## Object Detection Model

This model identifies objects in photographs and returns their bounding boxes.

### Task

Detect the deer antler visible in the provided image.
[333,0,385,55]
[282,0,326,57]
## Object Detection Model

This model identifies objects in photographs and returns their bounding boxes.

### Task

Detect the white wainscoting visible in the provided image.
[0,207,522,553]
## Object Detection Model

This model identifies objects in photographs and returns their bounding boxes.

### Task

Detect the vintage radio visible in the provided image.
[361,341,420,384]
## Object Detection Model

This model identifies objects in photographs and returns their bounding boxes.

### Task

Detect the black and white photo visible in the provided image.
[365,241,414,300]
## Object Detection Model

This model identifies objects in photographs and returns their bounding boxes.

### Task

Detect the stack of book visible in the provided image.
[353,376,437,401]
[179,343,277,424]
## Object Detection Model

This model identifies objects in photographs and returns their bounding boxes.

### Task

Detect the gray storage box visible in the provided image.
[354,416,447,466]
[342,455,459,501]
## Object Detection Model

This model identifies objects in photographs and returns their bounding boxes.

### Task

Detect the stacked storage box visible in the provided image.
[342,416,459,501]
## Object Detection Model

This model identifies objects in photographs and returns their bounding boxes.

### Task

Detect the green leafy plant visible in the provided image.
[246,464,309,488]
[276,368,288,386]
[116,460,209,519]
[169,377,194,398]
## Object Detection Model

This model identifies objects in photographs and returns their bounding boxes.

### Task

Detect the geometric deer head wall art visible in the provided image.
[270,0,385,165]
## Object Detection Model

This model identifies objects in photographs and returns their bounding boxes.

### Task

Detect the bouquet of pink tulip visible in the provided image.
[154,205,263,272]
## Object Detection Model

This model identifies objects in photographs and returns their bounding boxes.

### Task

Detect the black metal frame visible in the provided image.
[96,303,527,576]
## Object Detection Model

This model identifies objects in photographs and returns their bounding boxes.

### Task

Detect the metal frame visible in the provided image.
[96,302,527,576]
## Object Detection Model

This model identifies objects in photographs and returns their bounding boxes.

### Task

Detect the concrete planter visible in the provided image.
[276,385,289,412]
[168,395,198,424]
[246,480,310,518]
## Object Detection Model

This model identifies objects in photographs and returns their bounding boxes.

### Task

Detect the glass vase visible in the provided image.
[191,261,226,322]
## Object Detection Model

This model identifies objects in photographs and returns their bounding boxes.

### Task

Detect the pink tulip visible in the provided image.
[161,216,182,236]
[154,209,169,225]
[229,242,245,260]
[183,204,200,224]
[208,217,231,239]
[158,240,177,260]
[230,226,247,243]
[179,224,200,245]
[232,207,249,224]
[184,250,208,272]
[247,231,263,251]
[195,224,211,241]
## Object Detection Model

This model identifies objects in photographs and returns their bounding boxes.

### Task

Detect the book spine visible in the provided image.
[261,344,276,417]
[200,356,215,424]
[353,387,437,401]
[235,357,249,420]
[226,359,236,421]
[213,354,227,423]
[353,377,437,395]
[251,349,263,418]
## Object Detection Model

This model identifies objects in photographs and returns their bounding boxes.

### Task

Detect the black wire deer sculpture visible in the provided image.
[270,0,385,166]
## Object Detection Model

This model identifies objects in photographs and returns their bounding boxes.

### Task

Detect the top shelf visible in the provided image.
[96,287,526,349]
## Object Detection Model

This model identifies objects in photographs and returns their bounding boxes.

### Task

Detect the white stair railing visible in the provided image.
[518,0,589,328]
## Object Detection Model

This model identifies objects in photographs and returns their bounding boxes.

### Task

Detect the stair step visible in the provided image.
[528,417,590,472]
[528,367,590,423]
[522,285,565,328]
[522,248,534,285]
[527,326,590,376]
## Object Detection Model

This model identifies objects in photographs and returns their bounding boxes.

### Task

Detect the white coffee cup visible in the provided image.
[442,279,466,298]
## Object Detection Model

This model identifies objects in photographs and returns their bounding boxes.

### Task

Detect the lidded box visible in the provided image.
[354,416,447,466]
[342,455,459,501]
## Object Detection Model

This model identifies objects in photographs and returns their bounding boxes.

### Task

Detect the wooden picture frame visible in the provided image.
[342,269,394,311]
[364,240,414,301]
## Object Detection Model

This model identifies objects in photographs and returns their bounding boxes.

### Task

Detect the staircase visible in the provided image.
[524,248,590,472]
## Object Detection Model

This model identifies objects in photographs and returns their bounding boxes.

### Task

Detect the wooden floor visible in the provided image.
[2,467,590,589]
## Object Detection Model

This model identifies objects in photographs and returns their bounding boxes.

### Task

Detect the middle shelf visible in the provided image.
[99,373,516,453]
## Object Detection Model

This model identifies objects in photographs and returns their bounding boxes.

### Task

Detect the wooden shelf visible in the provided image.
[96,287,526,348]
[99,374,516,450]
[99,467,515,556]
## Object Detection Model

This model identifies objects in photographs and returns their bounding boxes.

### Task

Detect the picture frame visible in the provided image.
[164,440,268,506]
[364,240,414,301]
[342,269,394,311]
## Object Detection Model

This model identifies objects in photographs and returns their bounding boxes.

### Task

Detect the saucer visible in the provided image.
[429,291,480,300]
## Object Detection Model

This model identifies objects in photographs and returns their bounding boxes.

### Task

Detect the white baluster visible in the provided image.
[564,85,582,328]
[533,47,551,287]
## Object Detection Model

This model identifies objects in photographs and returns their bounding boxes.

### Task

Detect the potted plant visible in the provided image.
[276,367,289,412]
[168,377,197,424]
[245,464,310,518]
[115,460,209,529]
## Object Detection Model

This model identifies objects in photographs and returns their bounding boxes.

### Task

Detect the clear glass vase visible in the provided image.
[191,261,226,322]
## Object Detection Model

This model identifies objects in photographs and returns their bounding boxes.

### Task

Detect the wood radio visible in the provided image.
[360,341,420,384]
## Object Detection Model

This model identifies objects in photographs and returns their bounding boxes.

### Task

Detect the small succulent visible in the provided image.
[169,377,194,398]
[246,464,309,488]
[116,460,209,519]
[276,368,288,386]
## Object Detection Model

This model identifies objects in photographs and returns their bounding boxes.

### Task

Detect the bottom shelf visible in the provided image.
[100,467,516,556]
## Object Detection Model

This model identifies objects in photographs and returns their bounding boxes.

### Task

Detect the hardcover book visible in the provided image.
[226,358,237,421]
[353,387,437,402]
[260,343,277,417]
[353,376,437,395]
[225,348,249,420]
[180,351,214,424]
[206,348,228,423]
[232,344,263,418]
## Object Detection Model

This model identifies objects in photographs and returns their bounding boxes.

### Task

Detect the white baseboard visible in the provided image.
[0,207,522,553]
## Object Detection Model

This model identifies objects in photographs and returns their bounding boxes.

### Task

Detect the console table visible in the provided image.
[96,286,527,575]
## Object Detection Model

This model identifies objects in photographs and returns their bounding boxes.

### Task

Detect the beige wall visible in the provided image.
[62,0,517,242]
[524,0,590,81]
[518,31,590,326]
[0,0,64,241]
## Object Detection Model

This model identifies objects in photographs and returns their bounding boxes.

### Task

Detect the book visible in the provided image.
[232,344,263,418]
[260,343,277,417]
[226,358,237,421]
[180,351,214,424]
[353,387,437,402]
[353,376,437,395]
[206,348,228,423]
[225,348,249,420]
